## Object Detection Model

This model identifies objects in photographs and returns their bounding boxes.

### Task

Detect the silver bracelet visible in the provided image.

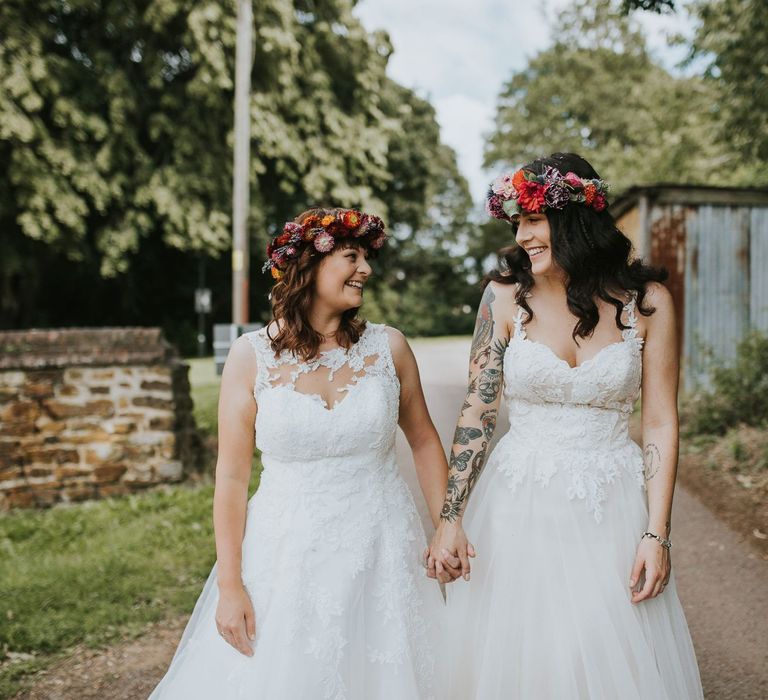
[641,531,672,549]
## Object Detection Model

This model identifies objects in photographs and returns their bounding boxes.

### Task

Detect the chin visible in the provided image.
[530,260,553,275]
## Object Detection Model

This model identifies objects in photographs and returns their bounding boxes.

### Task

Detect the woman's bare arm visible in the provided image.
[389,327,449,530]
[429,281,512,581]
[212,336,258,654]
[630,282,678,603]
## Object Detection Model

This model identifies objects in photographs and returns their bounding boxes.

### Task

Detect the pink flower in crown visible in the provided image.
[284,246,298,257]
[592,194,607,212]
[485,193,508,220]
[370,234,387,250]
[283,222,303,236]
[313,231,335,253]
[563,171,583,189]
[544,183,570,209]
[491,173,517,199]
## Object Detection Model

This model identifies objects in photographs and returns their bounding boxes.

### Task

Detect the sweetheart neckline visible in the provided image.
[510,334,640,371]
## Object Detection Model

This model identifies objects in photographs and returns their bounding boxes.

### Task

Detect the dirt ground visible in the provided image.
[10,618,185,700]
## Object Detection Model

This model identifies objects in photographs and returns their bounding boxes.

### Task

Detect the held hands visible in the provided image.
[629,536,671,604]
[215,583,256,656]
[425,519,476,584]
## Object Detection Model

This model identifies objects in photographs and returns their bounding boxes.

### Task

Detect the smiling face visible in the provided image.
[313,244,372,312]
[515,211,560,277]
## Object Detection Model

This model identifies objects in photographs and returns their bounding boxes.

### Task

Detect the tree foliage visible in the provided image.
[0,0,475,342]
[689,0,768,165]
[484,0,763,190]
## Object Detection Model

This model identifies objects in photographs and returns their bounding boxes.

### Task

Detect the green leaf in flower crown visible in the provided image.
[502,199,519,217]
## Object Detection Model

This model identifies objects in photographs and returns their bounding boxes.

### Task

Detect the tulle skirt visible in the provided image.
[150,454,442,699]
[441,437,704,699]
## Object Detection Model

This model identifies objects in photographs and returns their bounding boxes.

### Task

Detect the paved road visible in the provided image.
[398,338,768,700]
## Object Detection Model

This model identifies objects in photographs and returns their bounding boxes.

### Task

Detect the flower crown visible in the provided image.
[263,209,387,280]
[486,166,610,221]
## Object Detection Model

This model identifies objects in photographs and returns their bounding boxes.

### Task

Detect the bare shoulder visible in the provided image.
[642,282,675,319]
[483,279,514,300]
[382,325,412,361]
[222,334,258,381]
[484,280,518,333]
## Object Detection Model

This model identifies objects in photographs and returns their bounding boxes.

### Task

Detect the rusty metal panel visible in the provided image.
[684,206,751,388]
[750,208,768,331]
[649,203,688,360]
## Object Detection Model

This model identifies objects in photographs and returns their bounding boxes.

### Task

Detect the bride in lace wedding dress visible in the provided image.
[150,209,446,699]
[428,154,704,698]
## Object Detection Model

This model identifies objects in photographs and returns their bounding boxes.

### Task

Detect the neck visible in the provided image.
[307,304,344,340]
[532,269,567,295]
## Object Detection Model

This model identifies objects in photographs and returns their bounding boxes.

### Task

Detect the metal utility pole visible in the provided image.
[232,0,253,324]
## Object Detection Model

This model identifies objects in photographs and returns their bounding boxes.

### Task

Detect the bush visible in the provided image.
[682,331,768,436]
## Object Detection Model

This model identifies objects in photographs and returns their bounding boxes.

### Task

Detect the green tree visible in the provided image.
[0,0,474,340]
[484,0,751,190]
[689,0,768,166]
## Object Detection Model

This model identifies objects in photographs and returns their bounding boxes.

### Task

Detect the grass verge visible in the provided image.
[0,356,256,696]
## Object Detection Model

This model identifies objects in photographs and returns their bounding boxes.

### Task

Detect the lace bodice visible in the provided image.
[495,295,646,521]
[244,322,400,463]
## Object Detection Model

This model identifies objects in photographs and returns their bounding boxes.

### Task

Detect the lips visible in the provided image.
[345,280,364,291]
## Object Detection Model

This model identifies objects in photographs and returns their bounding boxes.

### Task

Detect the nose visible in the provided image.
[359,256,372,277]
[515,222,531,246]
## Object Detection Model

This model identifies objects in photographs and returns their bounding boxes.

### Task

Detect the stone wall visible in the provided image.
[0,328,203,509]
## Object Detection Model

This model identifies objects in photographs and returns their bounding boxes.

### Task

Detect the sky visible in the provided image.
[354,0,694,204]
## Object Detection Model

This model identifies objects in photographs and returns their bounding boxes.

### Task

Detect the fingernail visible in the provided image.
[464,574,470,581]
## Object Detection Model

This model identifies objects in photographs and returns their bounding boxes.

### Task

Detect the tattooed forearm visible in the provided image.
[643,443,661,481]
[491,338,509,365]
[478,368,501,404]
[449,449,473,472]
[470,286,495,365]
[480,410,497,441]
[468,441,488,492]
[440,284,507,523]
[460,377,477,415]
[453,426,483,445]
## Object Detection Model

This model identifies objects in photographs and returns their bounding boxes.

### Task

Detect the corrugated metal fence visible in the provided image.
[656,205,768,389]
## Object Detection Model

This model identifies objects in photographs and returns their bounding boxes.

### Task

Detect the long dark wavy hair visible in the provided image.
[488,152,667,339]
[267,207,378,361]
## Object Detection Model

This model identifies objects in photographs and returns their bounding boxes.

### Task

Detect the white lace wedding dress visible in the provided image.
[150,323,440,699]
[442,296,704,699]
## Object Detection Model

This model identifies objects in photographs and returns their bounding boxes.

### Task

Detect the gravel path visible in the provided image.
[14,338,768,699]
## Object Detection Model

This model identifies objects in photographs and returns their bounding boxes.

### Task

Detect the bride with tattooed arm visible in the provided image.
[428,153,703,698]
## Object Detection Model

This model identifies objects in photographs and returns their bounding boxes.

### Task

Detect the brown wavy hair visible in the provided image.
[267,207,379,361]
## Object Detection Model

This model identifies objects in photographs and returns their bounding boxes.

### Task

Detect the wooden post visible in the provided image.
[232,0,253,325]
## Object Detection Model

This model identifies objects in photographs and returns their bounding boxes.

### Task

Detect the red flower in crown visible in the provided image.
[341,210,362,229]
[583,183,597,205]
[516,180,546,213]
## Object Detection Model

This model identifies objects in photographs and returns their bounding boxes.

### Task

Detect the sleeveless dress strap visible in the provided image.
[512,307,528,340]
[621,292,641,343]
[243,328,273,398]
[363,323,399,383]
